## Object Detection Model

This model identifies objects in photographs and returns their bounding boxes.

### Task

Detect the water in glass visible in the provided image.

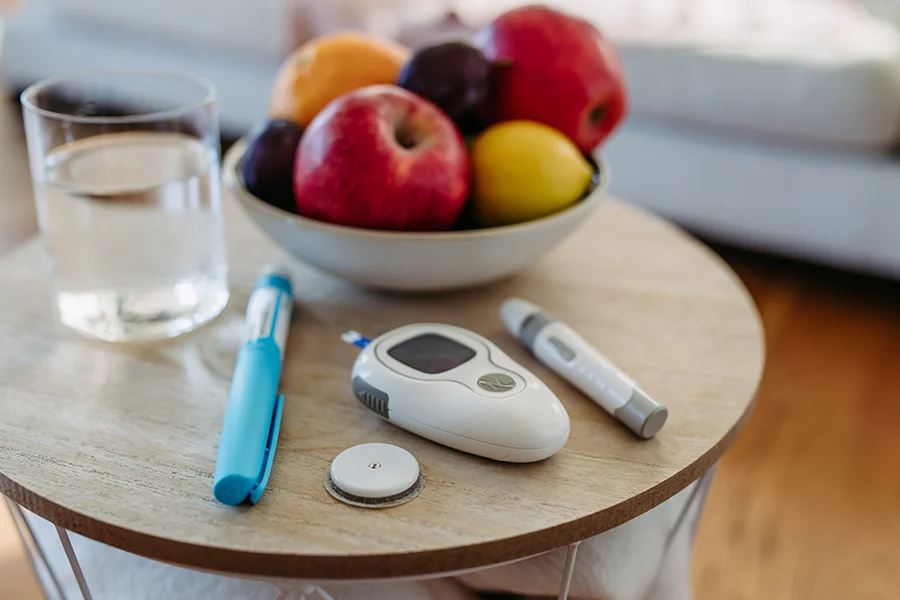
[35,131,229,341]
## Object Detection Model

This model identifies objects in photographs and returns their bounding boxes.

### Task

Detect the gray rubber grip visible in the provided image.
[519,312,552,351]
[352,377,390,419]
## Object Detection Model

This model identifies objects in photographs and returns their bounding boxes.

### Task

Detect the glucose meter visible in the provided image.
[349,323,570,462]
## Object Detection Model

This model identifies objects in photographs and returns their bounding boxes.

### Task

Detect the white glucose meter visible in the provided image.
[350,324,570,462]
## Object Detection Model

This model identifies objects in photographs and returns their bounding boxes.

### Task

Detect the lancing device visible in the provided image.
[500,298,668,439]
[213,267,294,506]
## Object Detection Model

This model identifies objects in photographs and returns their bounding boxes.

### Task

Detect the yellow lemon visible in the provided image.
[471,121,593,227]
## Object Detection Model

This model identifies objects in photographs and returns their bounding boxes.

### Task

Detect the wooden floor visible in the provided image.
[0,506,43,600]
[694,249,900,600]
[0,93,36,257]
[0,98,45,600]
[1,97,899,599]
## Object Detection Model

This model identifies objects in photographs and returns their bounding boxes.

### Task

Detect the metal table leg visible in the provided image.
[55,526,95,600]
[5,498,66,600]
[556,541,582,600]
[4,497,96,600]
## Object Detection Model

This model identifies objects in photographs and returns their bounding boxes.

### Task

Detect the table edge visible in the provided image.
[0,385,759,580]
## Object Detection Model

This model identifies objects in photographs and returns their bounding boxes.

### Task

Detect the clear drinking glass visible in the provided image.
[21,73,229,342]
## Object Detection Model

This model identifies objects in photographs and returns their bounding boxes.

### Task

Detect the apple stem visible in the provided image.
[394,126,418,150]
[589,105,606,126]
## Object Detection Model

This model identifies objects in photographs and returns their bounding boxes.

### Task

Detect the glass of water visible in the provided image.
[22,73,229,342]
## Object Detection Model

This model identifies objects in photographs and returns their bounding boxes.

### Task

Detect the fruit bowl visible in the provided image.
[224,138,608,292]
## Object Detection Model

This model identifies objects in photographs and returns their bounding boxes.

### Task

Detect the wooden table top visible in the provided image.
[0,194,764,580]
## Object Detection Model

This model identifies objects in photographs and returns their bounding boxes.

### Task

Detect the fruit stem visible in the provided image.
[589,105,606,126]
[394,124,418,150]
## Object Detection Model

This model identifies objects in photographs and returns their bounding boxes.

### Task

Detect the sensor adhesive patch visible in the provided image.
[325,443,424,508]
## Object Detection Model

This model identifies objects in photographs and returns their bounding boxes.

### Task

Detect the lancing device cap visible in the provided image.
[325,443,424,508]
[614,388,668,439]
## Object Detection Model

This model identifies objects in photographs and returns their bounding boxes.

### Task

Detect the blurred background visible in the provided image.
[1,1,899,599]
[5,0,900,275]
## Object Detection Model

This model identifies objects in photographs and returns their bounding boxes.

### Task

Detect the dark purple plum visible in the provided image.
[241,119,304,213]
[396,41,491,134]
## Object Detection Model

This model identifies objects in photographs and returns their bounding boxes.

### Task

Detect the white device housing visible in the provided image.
[501,298,667,439]
[329,443,420,499]
[351,323,570,462]
[535,322,635,406]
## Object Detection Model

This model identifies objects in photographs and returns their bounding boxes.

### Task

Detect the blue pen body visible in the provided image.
[214,271,293,506]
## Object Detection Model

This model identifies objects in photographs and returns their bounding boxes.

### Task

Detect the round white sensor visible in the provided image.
[327,443,422,507]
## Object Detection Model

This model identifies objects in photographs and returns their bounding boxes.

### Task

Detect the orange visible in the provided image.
[270,33,410,127]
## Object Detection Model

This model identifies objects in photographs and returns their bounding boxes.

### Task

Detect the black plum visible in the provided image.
[396,41,491,134]
[241,119,304,213]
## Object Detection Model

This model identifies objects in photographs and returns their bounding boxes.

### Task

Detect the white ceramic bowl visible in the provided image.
[223,139,608,292]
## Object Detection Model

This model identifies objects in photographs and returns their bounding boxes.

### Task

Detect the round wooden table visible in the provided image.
[0,195,764,582]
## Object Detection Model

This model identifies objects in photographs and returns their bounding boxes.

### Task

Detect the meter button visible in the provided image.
[477,373,517,393]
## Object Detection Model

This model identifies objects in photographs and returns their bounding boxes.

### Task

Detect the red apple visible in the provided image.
[477,5,627,152]
[293,85,469,231]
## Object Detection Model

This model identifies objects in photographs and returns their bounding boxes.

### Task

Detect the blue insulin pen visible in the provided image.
[213,267,294,506]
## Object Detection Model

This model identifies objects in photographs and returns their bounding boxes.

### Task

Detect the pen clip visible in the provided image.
[249,393,284,504]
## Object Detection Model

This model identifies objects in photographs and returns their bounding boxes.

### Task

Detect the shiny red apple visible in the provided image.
[477,5,627,152]
[293,85,469,231]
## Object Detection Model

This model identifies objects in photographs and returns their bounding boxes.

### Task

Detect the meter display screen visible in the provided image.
[387,334,476,374]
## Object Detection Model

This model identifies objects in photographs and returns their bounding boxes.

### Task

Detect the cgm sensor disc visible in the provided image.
[325,443,424,508]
